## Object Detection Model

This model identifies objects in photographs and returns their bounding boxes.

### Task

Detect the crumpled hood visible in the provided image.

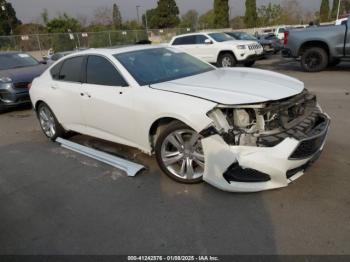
[0,64,47,83]
[151,68,304,105]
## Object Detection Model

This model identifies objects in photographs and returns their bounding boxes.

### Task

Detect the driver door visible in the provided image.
[81,55,136,147]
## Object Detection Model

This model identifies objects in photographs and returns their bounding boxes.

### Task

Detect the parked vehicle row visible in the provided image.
[29,46,330,192]
[170,32,264,67]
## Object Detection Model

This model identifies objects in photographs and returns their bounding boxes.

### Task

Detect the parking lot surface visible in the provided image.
[0,56,350,255]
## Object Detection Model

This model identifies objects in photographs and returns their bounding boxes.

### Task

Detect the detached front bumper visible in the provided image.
[201,113,330,192]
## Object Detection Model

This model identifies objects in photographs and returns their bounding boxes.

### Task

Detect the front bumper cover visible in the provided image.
[201,113,330,192]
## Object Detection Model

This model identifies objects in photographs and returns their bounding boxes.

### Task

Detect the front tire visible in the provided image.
[37,103,65,141]
[301,47,328,72]
[217,53,237,68]
[155,121,205,184]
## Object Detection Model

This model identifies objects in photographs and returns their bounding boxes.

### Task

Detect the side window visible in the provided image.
[86,55,127,86]
[50,61,63,80]
[59,56,84,82]
[172,37,185,45]
[196,35,208,44]
[172,35,196,45]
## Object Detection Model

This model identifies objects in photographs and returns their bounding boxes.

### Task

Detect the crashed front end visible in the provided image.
[201,89,330,192]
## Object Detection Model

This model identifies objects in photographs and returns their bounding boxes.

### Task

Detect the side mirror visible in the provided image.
[204,39,213,45]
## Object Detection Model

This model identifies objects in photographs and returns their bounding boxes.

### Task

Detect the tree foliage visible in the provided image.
[46,13,81,33]
[198,10,215,29]
[112,3,122,29]
[331,0,339,19]
[214,0,229,28]
[180,10,199,29]
[320,0,330,22]
[244,0,257,28]
[0,0,21,35]
[257,3,283,26]
[143,0,180,29]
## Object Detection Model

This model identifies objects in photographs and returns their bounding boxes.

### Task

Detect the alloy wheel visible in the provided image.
[38,106,56,138]
[160,129,205,181]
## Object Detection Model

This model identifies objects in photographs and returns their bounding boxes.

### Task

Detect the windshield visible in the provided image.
[114,48,214,86]
[0,53,39,70]
[208,33,234,42]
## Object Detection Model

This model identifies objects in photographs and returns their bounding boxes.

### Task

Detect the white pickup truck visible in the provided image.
[170,32,263,67]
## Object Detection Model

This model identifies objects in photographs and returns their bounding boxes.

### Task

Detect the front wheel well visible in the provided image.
[217,50,237,62]
[299,41,330,57]
[149,117,186,152]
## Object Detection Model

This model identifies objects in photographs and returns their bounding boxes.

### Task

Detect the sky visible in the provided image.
[7,0,321,23]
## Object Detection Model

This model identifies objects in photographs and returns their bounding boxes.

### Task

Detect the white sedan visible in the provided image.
[29,46,330,192]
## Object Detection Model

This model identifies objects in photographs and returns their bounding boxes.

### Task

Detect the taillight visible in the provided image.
[284,31,289,46]
[28,83,32,90]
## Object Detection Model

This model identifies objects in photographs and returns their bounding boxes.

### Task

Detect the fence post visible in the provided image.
[36,34,42,56]
[108,32,112,46]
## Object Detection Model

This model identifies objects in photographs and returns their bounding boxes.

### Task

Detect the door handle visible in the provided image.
[51,84,59,90]
[81,92,91,98]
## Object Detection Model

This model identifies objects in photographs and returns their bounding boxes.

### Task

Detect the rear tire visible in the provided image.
[301,47,328,72]
[217,53,237,68]
[37,103,65,141]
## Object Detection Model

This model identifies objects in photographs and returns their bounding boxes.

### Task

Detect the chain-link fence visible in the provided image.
[0,28,193,56]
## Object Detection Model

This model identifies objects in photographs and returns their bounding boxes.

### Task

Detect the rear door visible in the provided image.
[46,56,85,131]
[81,55,136,146]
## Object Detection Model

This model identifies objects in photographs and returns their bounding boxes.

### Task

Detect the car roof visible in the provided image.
[0,51,21,55]
[63,44,168,57]
[173,32,225,38]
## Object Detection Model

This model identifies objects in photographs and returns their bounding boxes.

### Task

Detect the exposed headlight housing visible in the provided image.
[236,45,247,50]
[0,77,12,83]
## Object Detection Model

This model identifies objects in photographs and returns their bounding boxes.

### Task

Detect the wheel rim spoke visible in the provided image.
[164,153,184,166]
[185,158,194,179]
[161,129,205,181]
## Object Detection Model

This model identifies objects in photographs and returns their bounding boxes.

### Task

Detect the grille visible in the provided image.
[289,124,328,160]
[248,44,261,50]
[14,82,30,89]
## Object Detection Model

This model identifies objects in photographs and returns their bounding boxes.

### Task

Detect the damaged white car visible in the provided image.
[29,46,330,192]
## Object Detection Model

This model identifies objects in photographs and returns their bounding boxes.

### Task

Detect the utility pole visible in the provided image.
[136,5,140,24]
[337,0,342,20]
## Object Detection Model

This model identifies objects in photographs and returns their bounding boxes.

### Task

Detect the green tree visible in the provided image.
[331,0,339,19]
[257,3,282,26]
[230,16,245,29]
[244,0,257,28]
[214,0,229,28]
[112,3,122,29]
[156,0,180,28]
[0,0,21,35]
[46,13,81,33]
[198,10,215,29]
[142,8,158,29]
[320,0,330,22]
[180,10,199,29]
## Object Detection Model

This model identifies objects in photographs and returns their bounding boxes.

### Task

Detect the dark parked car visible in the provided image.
[0,52,47,112]
[256,34,283,54]
[226,31,282,54]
